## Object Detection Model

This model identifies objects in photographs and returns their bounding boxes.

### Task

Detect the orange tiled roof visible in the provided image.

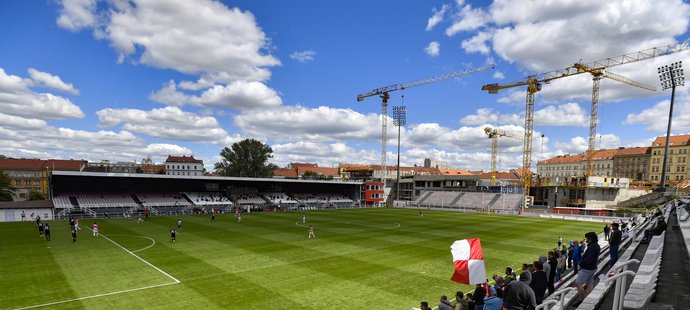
[614,147,650,156]
[591,149,619,159]
[541,154,585,164]
[0,158,85,171]
[652,134,690,147]
[439,169,475,176]
[141,165,165,173]
[297,166,339,176]
[272,168,298,178]
[290,162,318,168]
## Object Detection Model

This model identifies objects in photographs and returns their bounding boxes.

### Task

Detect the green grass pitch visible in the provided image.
[1,208,603,309]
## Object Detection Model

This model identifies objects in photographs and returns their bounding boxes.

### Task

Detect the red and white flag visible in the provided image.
[450,238,487,285]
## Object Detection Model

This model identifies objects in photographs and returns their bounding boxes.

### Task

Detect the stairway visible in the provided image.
[449,193,465,207]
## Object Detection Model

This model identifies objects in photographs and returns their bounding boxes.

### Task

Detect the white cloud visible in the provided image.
[234,105,381,142]
[290,50,316,63]
[445,3,489,36]
[96,106,240,144]
[460,103,587,127]
[150,80,282,110]
[553,133,620,154]
[0,68,84,120]
[27,68,80,95]
[56,0,97,31]
[426,4,450,31]
[58,0,283,111]
[461,31,492,54]
[493,71,505,79]
[624,92,690,132]
[425,41,440,57]
[489,0,690,72]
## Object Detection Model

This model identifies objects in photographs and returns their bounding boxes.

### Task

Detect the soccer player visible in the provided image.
[71,227,77,244]
[237,212,242,222]
[75,218,82,231]
[308,225,315,239]
[170,228,176,243]
[21,210,26,222]
[92,222,99,237]
[69,217,75,230]
[177,219,182,231]
[137,215,144,223]
[38,222,44,237]
[211,213,215,223]
[419,209,424,217]
[44,224,51,241]
[302,212,306,224]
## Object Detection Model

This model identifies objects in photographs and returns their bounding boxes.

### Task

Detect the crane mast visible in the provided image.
[357,64,494,195]
[485,127,523,186]
[482,40,690,210]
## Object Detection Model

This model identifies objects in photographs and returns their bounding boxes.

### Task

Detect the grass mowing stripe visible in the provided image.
[12,281,179,310]
[86,226,180,283]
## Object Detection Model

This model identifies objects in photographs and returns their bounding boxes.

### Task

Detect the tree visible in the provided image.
[214,139,279,177]
[28,190,46,201]
[0,171,15,201]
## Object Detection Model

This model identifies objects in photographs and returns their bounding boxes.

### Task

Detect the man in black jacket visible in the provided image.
[574,232,600,305]
[609,223,622,267]
[529,261,548,304]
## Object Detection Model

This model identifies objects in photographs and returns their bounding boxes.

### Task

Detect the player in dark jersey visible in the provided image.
[38,222,44,237]
[44,224,51,241]
[71,227,77,244]
[211,213,215,223]
[170,228,177,243]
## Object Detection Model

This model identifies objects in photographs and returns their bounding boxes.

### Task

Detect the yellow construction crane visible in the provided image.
[357,64,494,183]
[482,41,690,208]
[484,127,523,186]
[571,64,656,176]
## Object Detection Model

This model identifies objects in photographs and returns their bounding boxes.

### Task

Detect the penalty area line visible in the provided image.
[13,281,179,310]
[88,227,179,283]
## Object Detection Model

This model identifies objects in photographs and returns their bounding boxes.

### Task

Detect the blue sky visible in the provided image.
[1,0,690,172]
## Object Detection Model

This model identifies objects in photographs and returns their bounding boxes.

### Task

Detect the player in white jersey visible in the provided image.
[308,225,315,239]
[92,223,99,237]
[302,212,306,224]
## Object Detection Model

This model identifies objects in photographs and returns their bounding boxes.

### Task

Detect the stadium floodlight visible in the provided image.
[657,61,684,190]
[392,104,407,203]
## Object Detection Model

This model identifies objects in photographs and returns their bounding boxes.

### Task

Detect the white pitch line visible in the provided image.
[295,221,400,230]
[89,227,179,283]
[13,281,179,310]
[107,234,157,253]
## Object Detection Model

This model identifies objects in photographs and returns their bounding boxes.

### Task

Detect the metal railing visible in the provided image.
[605,270,637,310]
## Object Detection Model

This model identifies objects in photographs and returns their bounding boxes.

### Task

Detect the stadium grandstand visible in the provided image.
[48,171,363,219]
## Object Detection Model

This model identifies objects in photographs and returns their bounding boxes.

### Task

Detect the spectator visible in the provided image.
[609,223,622,267]
[502,271,537,310]
[473,283,486,310]
[539,255,550,293]
[505,267,517,282]
[420,301,432,310]
[574,232,601,306]
[465,293,475,310]
[556,249,566,283]
[547,251,557,294]
[567,241,574,269]
[603,224,610,241]
[572,241,581,275]
[529,260,548,304]
[438,295,454,310]
[483,285,504,310]
[642,217,667,242]
[454,291,469,310]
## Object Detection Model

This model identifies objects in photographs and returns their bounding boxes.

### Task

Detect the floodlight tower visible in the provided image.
[658,61,685,189]
[392,104,407,202]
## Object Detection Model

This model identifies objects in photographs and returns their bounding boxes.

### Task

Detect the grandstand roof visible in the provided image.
[165,155,203,163]
[613,147,650,156]
[652,134,690,147]
[51,171,362,185]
